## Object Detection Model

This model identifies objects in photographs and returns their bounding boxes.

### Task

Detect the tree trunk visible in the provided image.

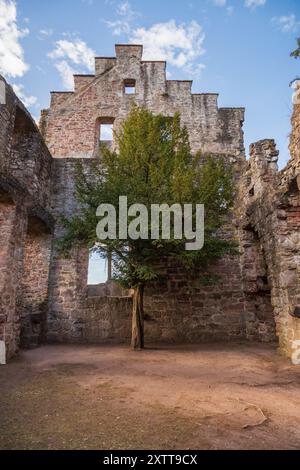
[131,284,144,350]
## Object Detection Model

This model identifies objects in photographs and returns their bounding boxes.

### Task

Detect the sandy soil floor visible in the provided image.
[0,342,300,450]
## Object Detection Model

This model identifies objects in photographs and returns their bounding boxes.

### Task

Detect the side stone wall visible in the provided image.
[20,218,52,348]
[0,76,53,359]
[0,195,26,358]
[238,111,300,357]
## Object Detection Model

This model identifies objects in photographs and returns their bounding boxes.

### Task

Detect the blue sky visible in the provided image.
[0,0,299,168]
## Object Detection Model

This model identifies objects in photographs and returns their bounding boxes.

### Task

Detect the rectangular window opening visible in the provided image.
[124,79,136,95]
[88,248,112,285]
[100,123,114,142]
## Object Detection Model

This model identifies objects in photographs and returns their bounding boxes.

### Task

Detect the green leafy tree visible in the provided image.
[59,107,236,349]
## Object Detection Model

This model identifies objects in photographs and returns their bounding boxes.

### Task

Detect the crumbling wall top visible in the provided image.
[289,83,300,164]
[42,44,246,159]
[0,75,52,210]
[115,44,143,62]
[250,139,279,171]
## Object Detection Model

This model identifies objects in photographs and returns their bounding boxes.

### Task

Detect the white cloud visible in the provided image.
[49,39,94,70]
[38,28,53,39]
[245,0,266,8]
[130,20,206,76]
[104,19,131,36]
[272,14,300,33]
[12,83,37,108]
[0,0,29,78]
[116,1,133,16]
[104,1,139,36]
[211,0,234,15]
[53,60,76,89]
[48,38,95,89]
[105,3,205,76]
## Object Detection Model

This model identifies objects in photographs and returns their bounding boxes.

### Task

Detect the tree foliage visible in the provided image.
[58,106,237,348]
[291,38,300,59]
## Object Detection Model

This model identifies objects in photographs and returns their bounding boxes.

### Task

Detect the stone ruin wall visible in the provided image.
[0,45,299,359]
[48,158,275,346]
[237,84,300,357]
[20,218,52,349]
[40,45,245,159]
[0,77,53,358]
[44,45,275,347]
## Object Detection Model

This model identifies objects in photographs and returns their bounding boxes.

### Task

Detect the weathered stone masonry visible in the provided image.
[44,44,261,347]
[0,44,299,360]
[0,78,53,358]
[237,94,300,358]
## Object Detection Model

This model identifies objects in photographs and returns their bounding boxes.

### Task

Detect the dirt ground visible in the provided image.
[0,342,300,450]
